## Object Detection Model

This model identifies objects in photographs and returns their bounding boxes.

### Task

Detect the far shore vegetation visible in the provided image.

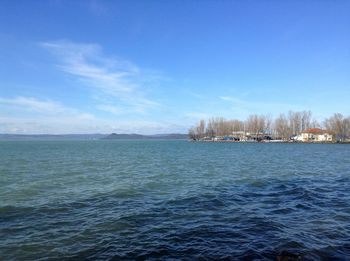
[188,111,350,143]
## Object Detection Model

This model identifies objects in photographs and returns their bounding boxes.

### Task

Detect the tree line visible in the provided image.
[188,111,350,142]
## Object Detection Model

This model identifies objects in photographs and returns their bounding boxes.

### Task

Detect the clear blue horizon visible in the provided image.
[1,1,349,134]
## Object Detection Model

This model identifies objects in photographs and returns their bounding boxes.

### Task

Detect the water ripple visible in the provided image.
[1,141,350,260]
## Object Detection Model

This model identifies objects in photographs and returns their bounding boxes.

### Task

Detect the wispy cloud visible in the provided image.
[0,115,187,135]
[0,96,187,134]
[0,96,95,119]
[0,96,97,134]
[0,96,65,113]
[41,40,161,114]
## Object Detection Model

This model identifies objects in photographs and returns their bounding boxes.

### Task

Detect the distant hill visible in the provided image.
[102,133,146,140]
[102,133,188,140]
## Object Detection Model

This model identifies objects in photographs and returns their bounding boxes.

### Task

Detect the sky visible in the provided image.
[0,0,349,134]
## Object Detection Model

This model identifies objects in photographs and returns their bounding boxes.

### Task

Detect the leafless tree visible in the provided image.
[301,110,312,131]
[188,111,349,142]
[188,126,197,140]
[288,111,302,136]
[324,113,350,142]
[196,119,206,139]
[275,113,289,140]
[311,118,320,129]
[265,114,273,134]
[246,114,259,135]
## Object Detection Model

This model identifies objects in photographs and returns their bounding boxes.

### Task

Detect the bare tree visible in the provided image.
[265,114,273,135]
[324,113,350,142]
[196,119,206,139]
[233,120,244,132]
[206,118,215,137]
[188,111,349,142]
[246,114,259,136]
[257,115,266,135]
[311,118,320,129]
[245,114,267,140]
[188,126,197,140]
[301,110,312,131]
[288,111,302,136]
[275,113,289,140]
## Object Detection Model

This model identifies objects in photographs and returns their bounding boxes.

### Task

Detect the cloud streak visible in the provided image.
[0,41,178,134]
[41,40,160,114]
[0,115,187,134]
[0,96,95,119]
[0,96,187,134]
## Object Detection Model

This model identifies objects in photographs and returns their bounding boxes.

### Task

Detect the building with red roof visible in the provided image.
[300,128,334,142]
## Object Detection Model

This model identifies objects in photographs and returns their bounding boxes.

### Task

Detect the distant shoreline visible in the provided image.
[0,133,188,141]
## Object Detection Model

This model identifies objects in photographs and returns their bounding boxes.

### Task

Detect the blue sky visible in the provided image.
[0,0,349,134]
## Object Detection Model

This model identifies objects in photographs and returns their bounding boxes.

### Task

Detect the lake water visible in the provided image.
[1,140,350,260]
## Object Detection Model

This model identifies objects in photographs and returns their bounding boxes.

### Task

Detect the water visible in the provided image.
[1,140,350,260]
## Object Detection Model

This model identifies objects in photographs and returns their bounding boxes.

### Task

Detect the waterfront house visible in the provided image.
[300,128,334,142]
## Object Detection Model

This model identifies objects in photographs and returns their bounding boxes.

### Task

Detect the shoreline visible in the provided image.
[190,140,350,144]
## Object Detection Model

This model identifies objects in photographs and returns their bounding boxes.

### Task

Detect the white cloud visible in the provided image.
[0,96,64,113]
[0,96,186,134]
[0,96,94,120]
[0,96,95,134]
[0,41,187,134]
[0,115,187,134]
[41,40,161,115]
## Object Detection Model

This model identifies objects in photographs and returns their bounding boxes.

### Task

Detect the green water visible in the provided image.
[1,140,350,260]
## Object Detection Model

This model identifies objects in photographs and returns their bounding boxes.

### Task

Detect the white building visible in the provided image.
[300,128,334,142]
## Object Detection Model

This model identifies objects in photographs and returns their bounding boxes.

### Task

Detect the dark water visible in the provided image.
[1,140,350,260]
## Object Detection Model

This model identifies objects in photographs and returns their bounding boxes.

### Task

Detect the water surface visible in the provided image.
[1,141,349,260]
